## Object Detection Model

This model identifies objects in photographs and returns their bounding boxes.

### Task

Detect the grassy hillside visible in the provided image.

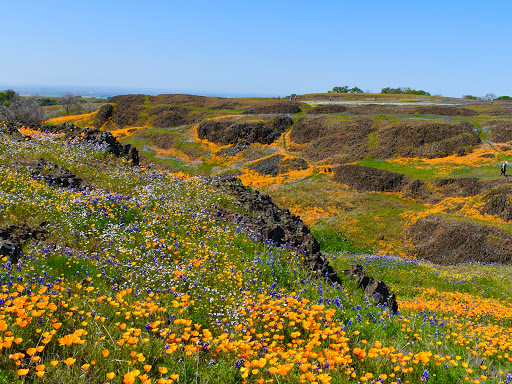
[45,93,512,257]
[1,121,512,383]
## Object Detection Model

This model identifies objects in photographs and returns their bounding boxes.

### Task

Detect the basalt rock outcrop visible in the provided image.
[0,123,31,141]
[248,154,308,176]
[31,159,89,190]
[0,223,46,263]
[243,101,304,114]
[217,140,250,156]
[94,103,114,128]
[480,188,512,221]
[333,165,405,193]
[406,215,512,265]
[198,116,292,145]
[214,176,399,312]
[344,264,398,313]
[307,105,348,114]
[214,176,340,284]
[81,128,139,165]
[26,122,140,165]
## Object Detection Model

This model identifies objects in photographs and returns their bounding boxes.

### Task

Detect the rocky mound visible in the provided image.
[217,140,250,156]
[348,104,478,117]
[307,105,348,114]
[407,215,512,265]
[82,128,139,165]
[374,120,481,159]
[31,159,89,189]
[107,94,146,127]
[94,104,114,128]
[197,116,292,145]
[480,188,512,221]
[431,178,508,198]
[333,165,406,192]
[243,101,304,114]
[486,121,512,143]
[0,223,46,263]
[148,106,200,128]
[290,115,375,162]
[248,154,308,176]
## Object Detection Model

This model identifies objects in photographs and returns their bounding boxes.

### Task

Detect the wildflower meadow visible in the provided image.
[0,124,511,383]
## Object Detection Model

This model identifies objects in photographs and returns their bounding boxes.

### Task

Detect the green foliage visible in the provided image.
[462,95,479,100]
[311,224,371,253]
[0,89,16,106]
[39,97,57,106]
[330,86,364,94]
[496,95,512,100]
[381,87,431,96]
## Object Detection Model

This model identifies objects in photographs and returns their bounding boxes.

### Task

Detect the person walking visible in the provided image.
[501,161,508,176]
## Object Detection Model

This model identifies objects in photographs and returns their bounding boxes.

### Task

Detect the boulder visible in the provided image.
[345,264,398,313]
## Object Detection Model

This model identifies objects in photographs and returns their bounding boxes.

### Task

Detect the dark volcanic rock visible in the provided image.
[480,188,512,221]
[0,122,31,141]
[94,104,114,128]
[432,178,485,197]
[213,176,339,284]
[344,264,398,313]
[249,154,308,176]
[307,105,348,114]
[217,140,251,156]
[197,119,286,145]
[374,121,481,159]
[81,128,139,165]
[0,223,46,263]
[486,121,512,143]
[243,101,304,114]
[334,165,405,192]
[31,159,88,189]
[271,115,294,131]
[407,215,512,265]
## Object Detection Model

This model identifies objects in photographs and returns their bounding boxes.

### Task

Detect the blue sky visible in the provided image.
[2,0,511,97]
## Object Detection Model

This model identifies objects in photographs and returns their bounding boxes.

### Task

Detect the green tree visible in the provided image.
[496,95,512,100]
[331,86,350,93]
[349,87,364,93]
[0,89,16,106]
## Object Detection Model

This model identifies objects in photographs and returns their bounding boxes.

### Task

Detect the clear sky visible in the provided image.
[2,0,511,97]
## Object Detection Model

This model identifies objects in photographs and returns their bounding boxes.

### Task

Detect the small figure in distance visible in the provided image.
[501,161,508,176]
[294,95,297,101]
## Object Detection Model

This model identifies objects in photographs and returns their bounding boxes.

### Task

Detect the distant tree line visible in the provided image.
[463,93,512,101]
[328,86,364,94]
[380,87,431,96]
